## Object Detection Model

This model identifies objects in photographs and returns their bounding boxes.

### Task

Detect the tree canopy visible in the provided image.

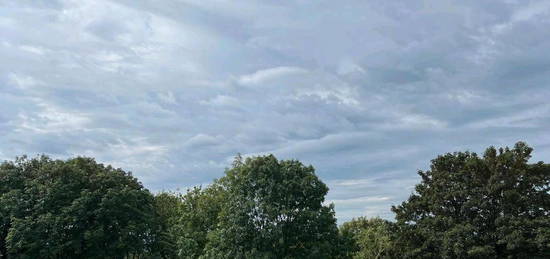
[203,155,340,258]
[0,156,158,258]
[339,217,396,259]
[143,155,341,258]
[0,142,548,258]
[392,142,550,258]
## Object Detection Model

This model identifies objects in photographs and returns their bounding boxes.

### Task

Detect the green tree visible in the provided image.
[151,187,225,259]
[339,217,396,259]
[151,192,182,258]
[174,186,224,258]
[203,155,340,258]
[338,217,372,258]
[0,156,158,258]
[392,142,550,258]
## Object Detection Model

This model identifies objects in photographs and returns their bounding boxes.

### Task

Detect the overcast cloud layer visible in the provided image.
[2,0,550,222]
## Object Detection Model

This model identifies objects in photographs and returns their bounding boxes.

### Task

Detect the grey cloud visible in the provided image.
[1,0,550,222]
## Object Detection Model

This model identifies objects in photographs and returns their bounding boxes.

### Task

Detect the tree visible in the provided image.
[353,218,393,259]
[203,155,340,258]
[392,142,550,258]
[151,192,182,258]
[339,217,391,259]
[172,186,224,258]
[339,217,396,259]
[0,156,158,258]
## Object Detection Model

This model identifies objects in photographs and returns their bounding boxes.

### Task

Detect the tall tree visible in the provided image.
[392,142,550,258]
[203,155,340,258]
[0,156,158,258]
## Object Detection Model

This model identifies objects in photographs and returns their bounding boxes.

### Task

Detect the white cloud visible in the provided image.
[491,1,550,34]
[337,59,366,76]
[19,45,46,55]
[157,91,177,104]
[238,66,308,85]
[397,113,448,129]
[199,95,239,107]
[464,103,550,129]
[327,196,391,206]
[15,101,91,134]
[8,73,42,89]
[329,178,375,187]
[184,134,223,148]
[2,0,550,222]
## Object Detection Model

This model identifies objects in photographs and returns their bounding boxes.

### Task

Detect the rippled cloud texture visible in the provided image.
[2,0,550,222]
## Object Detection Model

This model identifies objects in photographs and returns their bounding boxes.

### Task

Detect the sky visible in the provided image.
[2,0,550,223]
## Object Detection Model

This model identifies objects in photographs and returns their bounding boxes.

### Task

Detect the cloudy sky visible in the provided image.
[2,0,550,222]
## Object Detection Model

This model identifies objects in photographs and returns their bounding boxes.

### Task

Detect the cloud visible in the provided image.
[19,45,46,55]
[16,102,91,134]
[184,134,224,149]
[8,73,42,89]
[2,0,550,222]
[199,95,239,107]
[492,0,550,34]
[157,91,177,104]
[237,66,308,85]
[327,196,391,206]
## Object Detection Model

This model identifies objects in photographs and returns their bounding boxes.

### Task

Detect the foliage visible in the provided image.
[392,142,550,258]
[203,155,340,258]
[0,156,158,258]
[174,186,223,258]
[151,192,183,258]
[339,217,396,259]
[1,142,548,259]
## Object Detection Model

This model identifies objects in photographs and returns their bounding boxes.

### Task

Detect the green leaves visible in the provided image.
[1,143,547,258]
[202,155,339,258]
[0,156,158,258]
[338,217,399,259]
[392,142,550,258]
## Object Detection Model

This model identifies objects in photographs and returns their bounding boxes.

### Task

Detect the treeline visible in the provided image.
[0,142,548,258]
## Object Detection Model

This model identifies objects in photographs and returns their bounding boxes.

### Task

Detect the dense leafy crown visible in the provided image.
[0,156,158,259]
[1,143,548,259]
[392,142,550,258]
[150,155,341,259]
[204,155,339,258]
